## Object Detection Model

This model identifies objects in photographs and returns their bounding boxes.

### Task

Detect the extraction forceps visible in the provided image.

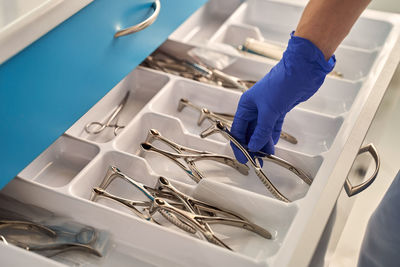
[153,177,272,239]
[84,91,130,136]
[143,50,256,92]
[178,98,298,145]
[149,197,272,250]
[90,166,199,234]
[0,236,102,257]
[0,220,102,257]
[92,168,272,249]
[200,121,313,203]
[0,220,56,237]
[139,129,249,183]
[91,168,232,249]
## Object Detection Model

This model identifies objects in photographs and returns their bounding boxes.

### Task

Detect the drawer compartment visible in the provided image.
[3,0,400,266]
[18,136,99,188]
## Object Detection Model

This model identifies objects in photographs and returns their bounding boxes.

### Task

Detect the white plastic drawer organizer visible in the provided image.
[2,0,400,266]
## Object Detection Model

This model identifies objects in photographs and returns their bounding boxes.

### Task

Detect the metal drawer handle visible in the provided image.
[114,0,161,38]
[345,143,380,197]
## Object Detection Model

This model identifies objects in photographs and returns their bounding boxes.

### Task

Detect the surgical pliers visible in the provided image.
[90,166,199,234]
[200,121,313,202]
[139,129,249,183]
[178,98,298,145]
[0,237,102,257]
[0,220,56,237]
[91,168,272,249]
[0,220,102,257]
[153,177,272,239]
[142,50,256,92]
[85,91,130,136]
[91,168,231,249]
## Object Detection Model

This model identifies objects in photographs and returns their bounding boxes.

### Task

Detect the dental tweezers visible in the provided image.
[178,98,298,145]
[200,121,313,202]
[139,129,249,183]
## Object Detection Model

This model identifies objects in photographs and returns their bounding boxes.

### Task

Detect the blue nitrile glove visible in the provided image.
[231,32,336,164]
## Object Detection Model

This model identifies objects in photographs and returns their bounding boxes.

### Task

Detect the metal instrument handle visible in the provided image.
[344,143,380,197]
[114,0,161,38]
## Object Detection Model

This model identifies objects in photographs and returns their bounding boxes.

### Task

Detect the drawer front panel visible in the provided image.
[0,0,206,189]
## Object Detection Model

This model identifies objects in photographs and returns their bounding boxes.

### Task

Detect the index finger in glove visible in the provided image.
[230,116,250,164]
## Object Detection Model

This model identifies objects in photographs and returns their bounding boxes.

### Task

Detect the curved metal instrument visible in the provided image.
[178,98,298,145]
[84,91,129,136]
[200,121,313,202]
[139,129,249,183]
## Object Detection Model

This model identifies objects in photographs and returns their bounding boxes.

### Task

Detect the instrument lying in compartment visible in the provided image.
[137,123,310,202]
[178,98,298,145]
[0,195,109,262]
[141,49,256,92]
[84,91,130,136]
[139,129,249,183]
[200,120,312,202]
[238,38,343,78]
[90,166,272,250]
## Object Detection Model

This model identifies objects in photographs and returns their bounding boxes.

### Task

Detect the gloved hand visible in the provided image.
[231,32,336,164]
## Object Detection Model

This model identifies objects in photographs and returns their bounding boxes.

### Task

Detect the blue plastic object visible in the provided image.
[0,0,206,189]
[230,32,336,163]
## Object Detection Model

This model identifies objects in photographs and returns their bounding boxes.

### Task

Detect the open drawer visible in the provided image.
[1,0,400,266]
[0,0,206,189]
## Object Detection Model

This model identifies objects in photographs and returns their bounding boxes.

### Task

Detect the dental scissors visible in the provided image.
[85,91,130,136]
[139,129,249,183]
[200,120,313,203]
[178,98,298,145]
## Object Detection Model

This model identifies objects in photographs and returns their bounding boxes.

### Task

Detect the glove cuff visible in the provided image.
[287,31,336,73]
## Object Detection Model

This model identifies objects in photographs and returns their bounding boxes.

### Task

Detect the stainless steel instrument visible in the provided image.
[84,91,130,136]
[178,98,298,144]
[200,120,313,202]
[139,129,249,183]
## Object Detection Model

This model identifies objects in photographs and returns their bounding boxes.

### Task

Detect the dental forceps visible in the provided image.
[91,168,234,249]
[139,129,249,183]
[178,98,298,145]
[154,176,245,221]
[90,166,198,234]
[200,121,313,203]
[153,177,272,239]
[0,236,102,257]
[92,168,273,249]
[143,51,256,92]
[85,91,130,136]
[0,220,102,257]
[150,198,231,250]
[0,220,56,237]
[149,197,272,251]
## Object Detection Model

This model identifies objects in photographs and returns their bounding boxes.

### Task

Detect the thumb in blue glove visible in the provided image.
[230,32,336,164]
